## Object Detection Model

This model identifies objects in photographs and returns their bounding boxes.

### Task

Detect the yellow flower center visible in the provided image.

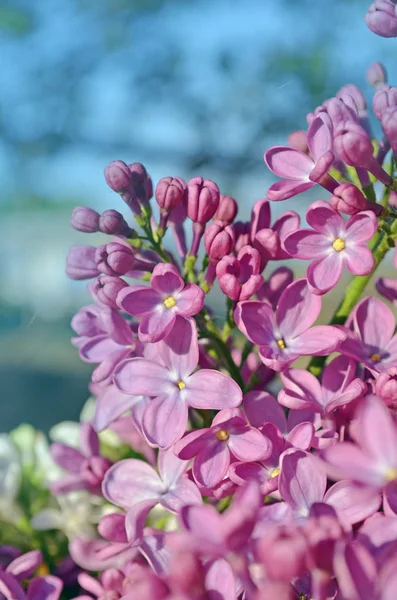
[271,467,280,478]
[216,429,229,441]
[277,338,286,350]
[163,296,177,309]
[371,353,381,363]
[177,380,185,390]
[384,467,397,482]
[332,238,345,252]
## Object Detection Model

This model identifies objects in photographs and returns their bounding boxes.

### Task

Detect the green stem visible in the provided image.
[308,220,397,376]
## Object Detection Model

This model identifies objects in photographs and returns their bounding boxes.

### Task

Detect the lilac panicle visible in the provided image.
[117,263,205,343]
[114,316,243,448]
[234,278,346,371]
[284,201,378,295]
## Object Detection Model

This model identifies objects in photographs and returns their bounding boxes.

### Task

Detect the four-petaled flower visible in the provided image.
[117,263,205,343]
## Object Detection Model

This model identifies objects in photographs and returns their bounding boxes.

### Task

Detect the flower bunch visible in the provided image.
[7,20,397,600]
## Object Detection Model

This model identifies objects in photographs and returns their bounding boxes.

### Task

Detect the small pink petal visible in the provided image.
[114,358,171,396]
[344,211,378,243]
[266,179,314,202]
[307,252,344,295]
[158,316,198,380]
[277,279,322,339]
[306,200,344,237]
[102,459,162,509]
[265,146,314,180]
[344,245,375,276]
[176,284,205,316]
[186,370,242,409]
[150,263,184,295]
[142,391,188,449]
[139,309,176,343]
[125,499,157,546]
[283,230,330,260]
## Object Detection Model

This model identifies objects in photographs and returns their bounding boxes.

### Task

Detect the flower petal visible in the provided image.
[186,370,242,409]
[158,315,199,379]
[344,211,378,243]
[93,385,144,432]
[322,442,387,487]
[306,200,344,237]
[79,335,122,363]
[125,499,157,546]
[27,576,63,600]
[243,390,287,432]
[266,179,314,202]
[176,284,205,316]
[161,478,202,512]
[117,285,161,317]
[290,325,346,356]
[102,459,162,509]
[265,146,314,180]
[142,391,188,449]
[150,264,185,295]
[114,358,171,396]
[279,449,326,516]
[307,115,333,161]
[324,481,381,528]
[279,369,323,411]
[234,301,276,346]
[353,395,397,469]
[283,230,330,260]
[229,428,272,462]
[139,309,176,343]
[277,279,322,339]
[193,441,230,489]
[307,253,344,295]
[354,296,395,348]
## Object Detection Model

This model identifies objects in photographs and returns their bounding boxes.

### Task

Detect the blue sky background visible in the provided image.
[1,0,396,429]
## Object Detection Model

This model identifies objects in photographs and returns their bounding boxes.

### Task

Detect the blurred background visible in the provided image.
[1,0,396,431]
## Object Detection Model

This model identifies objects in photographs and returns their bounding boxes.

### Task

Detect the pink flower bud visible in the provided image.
[373,85,397,120]
[66,245,99,280]
[234,221,250,252]
[204,220,235,260]
[185,176,220,224]
[99,209,131,236]
[213,194,238,222]
[382,107,397,154]
[367,62,388,89]
[287,130,309,153]
[155,176,185,212]
[128,162,151,204]
[90,275,128,309]
[375,367,397,408]
[330,183,382,215]
[95,242,136,276]
[217,245,263,301]
[71,206,100,233]
[337,84,367,117]
[104,160,133,194]
[254,228,280,268]
[365,0,397,38]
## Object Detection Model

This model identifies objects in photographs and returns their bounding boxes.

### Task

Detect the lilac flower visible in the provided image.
[117,263,205,343]
[365,0,397,38]
[234,278,346,371]
[216,245,264,301]
[71,207,100,233]
[174,408,272,489]
[76,307,137,384]
[102,448,202,545]
[213,194,238,223]
[279,448,381,528]
[338,296,397,373]
[278,355,366,415]
[264,115,336,201]
[284,201,377,295]
[0,570,63,600]
[322,395,397,516]
[50,423,112,495]
[114,316,243,448]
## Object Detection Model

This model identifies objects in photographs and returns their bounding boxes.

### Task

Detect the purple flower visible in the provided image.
[114,316,243,448]
[330,183,382,216]
[284,201,377,295]
[71,206,100,233]
[338,296,397,373]
[76,307,137,384]
[213,194,238,223]
[0,571,63,600]
[66,245,99,280]
[95,242,136,277]
[264,115,336,201]
[234,278,346,371]
[373,85,397,120]
[51,423,112,495]
[99,209,131,236]
[174,408,272,489]
[366,0,397,38]
[102,448,202,545]
[322,395,397,515]
[117,264,205,343]
[278,355,366,414]
[216,245,264,301]
[89,275,128,310]
[279,448,381,527]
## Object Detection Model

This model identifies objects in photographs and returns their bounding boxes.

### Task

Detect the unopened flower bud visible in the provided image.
[254,228,280,269]
[204,220,235,261]
[330,183,382,215]
[375,367,397,408]
[66,245,99,280]
[382,107,397,155]
[99,209,131,236]
[128,162,151,204]
[213,194,238,223]
[104,160,133,194]
[95,242,135,276]
[287,130,309,153]
[155,176,185,214]
[234,221,250,252]
[337,84,367,117]
[71,206,100,233]
[365,0,397,38]
[373,86,397,120]
[367,62,388,89]
[185,176,220,224]
[334,121,392,186]
[90,275,128,309]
